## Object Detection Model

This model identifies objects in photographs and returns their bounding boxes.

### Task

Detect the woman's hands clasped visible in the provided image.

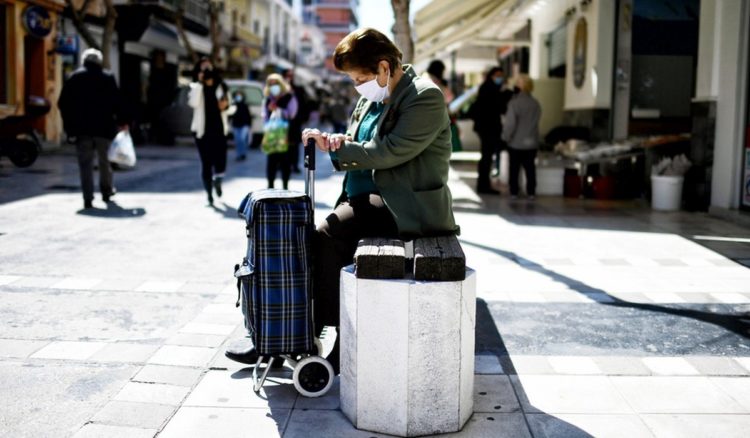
[302,128,351,153]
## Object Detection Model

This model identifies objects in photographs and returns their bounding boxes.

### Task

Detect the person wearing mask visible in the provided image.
[503,75,542,200]
[188,58,233,206]
[224,28,459,368]
[262,73,298,189]
[471,67,512,194]
[58,48,125,209]
[284,69,310,174]
[231,91,252,162]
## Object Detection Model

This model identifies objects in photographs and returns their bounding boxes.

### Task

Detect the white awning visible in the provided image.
[414,0,531,64]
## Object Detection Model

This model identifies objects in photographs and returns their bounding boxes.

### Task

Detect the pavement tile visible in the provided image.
[147,345,217,368]
[293,378,340,410]
[165,333,228,348]
[132,365,204,387]
[642,292,686,303]
[283,409,392,438]
[686,357,750,376]
[640,414,750,438]
[113,381,191,405]
[734,358,750,373]
[610,376,746,413]
[158,407,289,438]
[511,375,633,414]
[527,414,654,438]
[91,401,176,429]
[710,292,750,304]
[179,322,237,336]
[593,357,652,376]
[89,343,160,363]
[474,375,521,413]
[200,303,240,316]
[506,291,547,302]
[71,424,157,438]
[507,356,555,375]
[12,276,64,288]
[50,277,102,290]
[599,258,631,266]
[641,357,700,376]
[419,413,531,438]
[0,339,49,358]
[101,278,150,292]
[135,280,184,293]
[0,274,22,286]
[548,356,602,375]
[475,354,504,374]
[30,341,107,360]
[183,369,298,408]
[178,282,227,294]
[709,377,750,411]
[654,259,688,267]
[710,259,741,267]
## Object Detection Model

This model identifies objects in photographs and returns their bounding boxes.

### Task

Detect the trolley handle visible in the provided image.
[305,138,316,172]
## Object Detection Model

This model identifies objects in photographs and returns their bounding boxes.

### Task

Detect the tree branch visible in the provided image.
[175,1,198,64]
[101,0,117,69]
[63,0,100,51]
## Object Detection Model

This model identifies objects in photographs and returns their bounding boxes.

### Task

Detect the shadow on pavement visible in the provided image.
[464,239,750,343]
[76,201,146,218]
[211,201,243,220]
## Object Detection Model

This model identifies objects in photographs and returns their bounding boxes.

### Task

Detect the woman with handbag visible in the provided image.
[188,59,234,205]
[261,74,298,189]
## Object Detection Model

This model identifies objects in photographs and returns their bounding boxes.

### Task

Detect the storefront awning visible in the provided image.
[414,0,530,63]
[123,18,213,59]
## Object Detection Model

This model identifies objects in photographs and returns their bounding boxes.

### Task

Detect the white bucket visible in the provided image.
[651,175,684,211]
[536,167,565,195]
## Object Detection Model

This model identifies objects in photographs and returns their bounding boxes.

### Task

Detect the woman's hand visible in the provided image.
[268,101,278,112]
[326,133,351,152]
[302,128,329,152]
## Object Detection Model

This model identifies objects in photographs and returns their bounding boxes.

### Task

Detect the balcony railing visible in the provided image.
[116,0,210,28]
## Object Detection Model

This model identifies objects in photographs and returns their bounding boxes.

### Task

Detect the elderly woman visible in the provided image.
[502,74,542,199]
[302,27,459,371]
[262,73,298,189]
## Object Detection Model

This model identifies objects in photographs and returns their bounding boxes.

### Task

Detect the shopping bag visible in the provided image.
[108,130,137,167]
[261,109,289,155]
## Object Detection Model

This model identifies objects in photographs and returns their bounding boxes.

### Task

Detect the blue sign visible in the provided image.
[23,6,52,39]
[56,35,79,55]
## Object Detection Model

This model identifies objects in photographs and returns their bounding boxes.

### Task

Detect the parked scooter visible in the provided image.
[0,96,49,168]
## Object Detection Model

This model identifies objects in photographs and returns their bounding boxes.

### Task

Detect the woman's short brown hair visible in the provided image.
[333,28,402,75]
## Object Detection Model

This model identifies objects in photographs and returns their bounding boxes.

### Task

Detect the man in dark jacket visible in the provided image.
[471,67,513,194]
[58,48,124,209]
[284,69,310,173]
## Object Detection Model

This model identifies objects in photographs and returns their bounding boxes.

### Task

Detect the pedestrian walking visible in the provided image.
[188,58,233,206]
[58,48,125,209]
[231,90,252,162]
[261,74,298,189]
[284,69,310,174]
[470,67,513,194]
[503,75,542,199]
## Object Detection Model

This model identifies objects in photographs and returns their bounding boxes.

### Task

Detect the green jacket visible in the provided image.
[333,65,459,238]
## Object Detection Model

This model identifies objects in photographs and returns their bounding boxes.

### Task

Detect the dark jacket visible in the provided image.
[58,64,121,139]
[333,65,459,238]
[471,80,512,136]
[231,100,252,128]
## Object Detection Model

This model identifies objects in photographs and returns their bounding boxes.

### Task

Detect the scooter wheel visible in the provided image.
[293,356,334,398]
[7,139,39,168]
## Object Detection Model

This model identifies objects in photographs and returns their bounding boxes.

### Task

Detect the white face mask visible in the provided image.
[355,68,390,103]
[269,84,281,97]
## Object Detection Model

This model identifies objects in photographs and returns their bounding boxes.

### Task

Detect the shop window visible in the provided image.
[0,4,8,104]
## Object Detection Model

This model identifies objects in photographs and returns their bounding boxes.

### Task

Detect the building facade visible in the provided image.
[1,0,65,143]
[301,0,358,71]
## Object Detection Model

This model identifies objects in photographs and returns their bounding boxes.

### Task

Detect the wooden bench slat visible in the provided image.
[354,238,405,279]
[413,235,466,281]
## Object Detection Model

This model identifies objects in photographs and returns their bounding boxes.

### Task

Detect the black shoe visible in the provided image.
[207,194,214,206]
[225,344,259,364]
[213,178,223,197]
[84,200,94,209]
[103,189,116,202]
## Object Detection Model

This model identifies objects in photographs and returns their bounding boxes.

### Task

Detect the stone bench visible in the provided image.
[341,235,476,437]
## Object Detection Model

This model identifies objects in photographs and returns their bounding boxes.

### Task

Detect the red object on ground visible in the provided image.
[564,175,582,198]
[592,176,615,199]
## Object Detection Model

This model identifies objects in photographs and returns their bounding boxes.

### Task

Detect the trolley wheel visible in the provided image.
[293,356,334,397]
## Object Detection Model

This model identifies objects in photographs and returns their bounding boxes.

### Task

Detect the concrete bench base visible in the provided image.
[340,265,477,437]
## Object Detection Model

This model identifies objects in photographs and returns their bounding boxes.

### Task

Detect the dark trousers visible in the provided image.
[313,194,399,333]
[196,134,227,182]
[508,148,537,196]
[266,152,291,188]
[477,131,501,190]
[287,138,301,170]
[75,136,113,202]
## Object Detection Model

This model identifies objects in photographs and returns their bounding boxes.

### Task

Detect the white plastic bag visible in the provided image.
[108,130,136,168]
